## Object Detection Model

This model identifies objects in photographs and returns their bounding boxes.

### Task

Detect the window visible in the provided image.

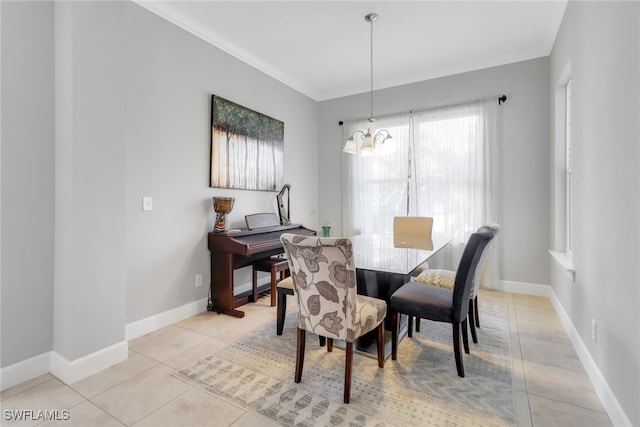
[565,79,573,254]
[549,70,575,280]
[343,100,499,269]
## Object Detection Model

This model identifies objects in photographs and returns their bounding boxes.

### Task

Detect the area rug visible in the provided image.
[174,303,515,426]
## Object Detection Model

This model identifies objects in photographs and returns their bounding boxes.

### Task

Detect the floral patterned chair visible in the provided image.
[280,233,387,404]
[413,224,500,343]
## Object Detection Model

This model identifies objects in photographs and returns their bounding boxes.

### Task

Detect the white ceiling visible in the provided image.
[135,1,567,101]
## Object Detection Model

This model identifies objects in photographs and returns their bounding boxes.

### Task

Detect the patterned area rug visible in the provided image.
[174,303,514,426]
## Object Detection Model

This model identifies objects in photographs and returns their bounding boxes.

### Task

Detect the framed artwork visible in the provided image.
[210,95,284,191]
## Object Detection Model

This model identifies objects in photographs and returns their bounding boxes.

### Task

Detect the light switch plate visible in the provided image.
[142,197,153,211]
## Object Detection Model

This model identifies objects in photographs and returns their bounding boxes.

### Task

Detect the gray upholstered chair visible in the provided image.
[280,234,387,404]
[414,224,500,343]
[389,228,495,377]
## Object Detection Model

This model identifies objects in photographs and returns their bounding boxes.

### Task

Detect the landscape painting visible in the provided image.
[210,95,284,191]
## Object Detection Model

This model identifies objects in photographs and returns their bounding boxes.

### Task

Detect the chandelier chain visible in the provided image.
[342,12,393,155]
[369,15,374,121]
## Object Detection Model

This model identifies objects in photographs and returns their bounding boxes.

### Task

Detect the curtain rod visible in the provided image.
[338,94,507,126]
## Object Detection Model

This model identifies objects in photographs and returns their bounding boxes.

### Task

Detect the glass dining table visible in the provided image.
[348,233,451,357]
[351,233,451,300]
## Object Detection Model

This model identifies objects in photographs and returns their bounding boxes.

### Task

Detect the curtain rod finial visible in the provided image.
[498,95,507,105]
[339,121,344,126]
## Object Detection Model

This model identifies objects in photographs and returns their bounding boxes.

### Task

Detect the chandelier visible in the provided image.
[343,13,394,155]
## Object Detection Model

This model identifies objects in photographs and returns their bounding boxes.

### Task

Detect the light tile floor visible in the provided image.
[0,290,613,426]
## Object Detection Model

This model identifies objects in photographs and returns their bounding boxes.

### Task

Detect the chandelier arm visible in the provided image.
[373,129,392,145]
[350,130,367,139]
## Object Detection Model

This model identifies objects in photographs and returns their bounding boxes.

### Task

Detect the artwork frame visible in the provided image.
[210,95,284,191]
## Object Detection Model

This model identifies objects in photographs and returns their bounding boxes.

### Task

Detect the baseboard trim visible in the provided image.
[1,340,128,391]
[496,279,631,426]
[2,298,209,391]
[0,352,51,391]
[234,280,253,296]
[50,341,128,385]
[549,292,632,427]
[125,297,208,341]
[496,280,553,297]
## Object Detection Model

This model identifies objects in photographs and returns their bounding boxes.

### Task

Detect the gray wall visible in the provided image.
[1,1,55,366]
[318,58,551,286]
[549,2,640,425]
[52,1,128,362]
[1,1,319,368]
[123,3,319,323]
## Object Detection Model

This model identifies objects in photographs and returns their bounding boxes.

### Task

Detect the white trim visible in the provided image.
[549,292,632,427]
[234,279,254,297]
[125,297,208,341]
[125,279,257,341]
[0,352,51,391]
[4,297,208,390]
[1,341,129,390]
[548,250,576,281]
[495,280,553,297]
[49,341,128,385]
[131,0,315,100]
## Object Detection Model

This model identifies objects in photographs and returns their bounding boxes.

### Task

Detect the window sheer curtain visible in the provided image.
[342,99,500,289]
[411,100,499,288]
[342,114,412,236]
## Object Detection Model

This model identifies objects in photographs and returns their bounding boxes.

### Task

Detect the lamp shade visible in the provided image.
[342,137,356,153]
[382,134,395,152]
[360,130,375,151]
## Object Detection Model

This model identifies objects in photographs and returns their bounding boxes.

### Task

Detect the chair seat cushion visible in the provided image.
[276,276,294,290]
[414,269,456,289]
[351,295,387,340]
[390,281,453,323]
[297,293,386,342]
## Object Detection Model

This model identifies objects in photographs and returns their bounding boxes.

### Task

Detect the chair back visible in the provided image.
[393,216,433,250]
[470,224,501,297]
[280,234,357,341]
[451,228,495,322]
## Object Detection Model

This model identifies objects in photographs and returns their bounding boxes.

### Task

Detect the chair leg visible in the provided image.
[408,315,414,338]
[415,317,421,332]
[468,299,478,344]
[295,328,306,383]
[276,289,287,335]
[391,311,398,360]
[327,338,333,352]
[462,319,470,354]
[270,269,277,307]
[319,336,326,347]
[474,296,480,328]
[377,323,385,368]
[452,323,464,377]
[344,342,353,404]
[252,267,258,303]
